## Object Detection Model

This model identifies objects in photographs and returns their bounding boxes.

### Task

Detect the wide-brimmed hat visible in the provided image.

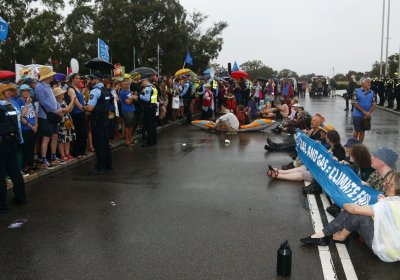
[38,67,56,81]
[0,83,17,94]
[131,72,141,80]
[53,87,66,97]
[18,84,33,96]
[320,124,335,133]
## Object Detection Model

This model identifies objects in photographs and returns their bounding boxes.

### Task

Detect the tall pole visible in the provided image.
[385,0,391,77]
[134,47,136,70]
[157,44,160,75]
[380,0,386,77]
[398,42,400,75]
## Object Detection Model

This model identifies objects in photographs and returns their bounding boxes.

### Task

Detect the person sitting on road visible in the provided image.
[214,108,240,133]
[235,105,250,126]
[300,171,400,263]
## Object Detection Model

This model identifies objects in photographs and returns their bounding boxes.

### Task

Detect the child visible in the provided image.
[53,87,76,161]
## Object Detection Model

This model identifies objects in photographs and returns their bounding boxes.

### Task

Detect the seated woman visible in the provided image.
[259,99,288,119]
[264,114,325,152]
[235,105,250,126]
[300,171,400,263]
[267,129,344,181]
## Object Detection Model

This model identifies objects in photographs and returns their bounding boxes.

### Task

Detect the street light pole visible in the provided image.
[385,0,391,77]
[380,0,386,76]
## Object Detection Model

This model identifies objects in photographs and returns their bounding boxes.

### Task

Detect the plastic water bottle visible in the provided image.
[277,240,292,276]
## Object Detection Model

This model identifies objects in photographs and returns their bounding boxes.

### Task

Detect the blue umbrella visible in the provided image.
[203,68,210,75]
[54,73,66,81]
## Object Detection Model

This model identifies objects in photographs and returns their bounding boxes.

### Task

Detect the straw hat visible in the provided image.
[53,87,66,97]
[38,67,56,81]
[320,124,335,133]
[0,83,17,94]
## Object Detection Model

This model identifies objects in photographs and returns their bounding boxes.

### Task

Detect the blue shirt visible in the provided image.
[351,88,375,117]
[87,83,104,107]
[179,82,191,98]
[120,89,135,113]
[139,85,153,102]
[70,87,85,114]
[35,81,60,119]
[18,98,36,131]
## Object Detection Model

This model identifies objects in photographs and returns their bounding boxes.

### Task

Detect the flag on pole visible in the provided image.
[185,51,193,66]
[232,61,239,71]
[98,38,110,62]
[0,16,9,41]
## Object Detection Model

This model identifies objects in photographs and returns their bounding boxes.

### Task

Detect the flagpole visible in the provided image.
[380,0,386,77]
[134,47,136,69]
[157,44,160,75]
[385,0,391,77]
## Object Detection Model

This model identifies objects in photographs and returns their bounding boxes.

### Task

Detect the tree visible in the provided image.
[333,73,346,81]
[239,60,277,79]
[370,53,399,77]
[278,69,298,79]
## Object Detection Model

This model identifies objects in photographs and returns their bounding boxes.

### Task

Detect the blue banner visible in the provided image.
[232,61,239,71]
[0,16,9,41]
[295,131,382,207]
[98,38,110,62]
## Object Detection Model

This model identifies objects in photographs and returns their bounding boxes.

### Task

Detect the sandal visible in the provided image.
[268,165,278,172]
[267,169,279,178]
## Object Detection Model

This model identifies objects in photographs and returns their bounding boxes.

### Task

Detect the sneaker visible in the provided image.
[41,160,55,170]
[51,157,66,165]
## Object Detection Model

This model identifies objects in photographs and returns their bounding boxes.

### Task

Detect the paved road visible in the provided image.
[0,94,399,280]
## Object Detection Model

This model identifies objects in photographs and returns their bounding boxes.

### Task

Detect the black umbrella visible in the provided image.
[256,77,268,82]
[84,58,114,70]
[131,67,157,78]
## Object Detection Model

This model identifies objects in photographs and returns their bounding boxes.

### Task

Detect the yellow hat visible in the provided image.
[205,83,211,88]
[53,87,67,97]
[38,67,56,81]
[131,72,141,80]
[124,73,132,79]
[0,83,17,94]
[320,124,335,132]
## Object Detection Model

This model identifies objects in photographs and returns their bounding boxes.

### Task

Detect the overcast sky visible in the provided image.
[179,0,400,76]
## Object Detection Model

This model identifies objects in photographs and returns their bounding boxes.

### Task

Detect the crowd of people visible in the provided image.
[262,76,399,261]
[1,67,400,262]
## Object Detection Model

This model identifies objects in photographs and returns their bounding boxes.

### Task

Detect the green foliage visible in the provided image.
[370,53,399,77]
[0,0,228,75]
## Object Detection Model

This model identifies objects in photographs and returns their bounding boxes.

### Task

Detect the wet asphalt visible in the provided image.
[0,93,399,280]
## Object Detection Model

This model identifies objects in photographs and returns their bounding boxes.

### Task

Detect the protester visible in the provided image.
[300,171,400,262]
[119,78,137,146]
[54,87,76,161]
[201,83,213,120]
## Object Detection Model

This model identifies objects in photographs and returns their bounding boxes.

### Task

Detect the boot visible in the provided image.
[302,181,322,194]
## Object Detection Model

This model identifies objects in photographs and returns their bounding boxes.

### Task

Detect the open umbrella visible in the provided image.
[175,68,193,77]
[131,67,157,78]
[256,77,268,82]
[0,70,16,79]
[230,70,249,80]
[84,58,114,70]
[54,73,66,81]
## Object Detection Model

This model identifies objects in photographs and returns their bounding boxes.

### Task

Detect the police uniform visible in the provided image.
[180,79,192,124]
[377,77,385,105]
[395,78,400,111]
[385,77,394,108]
[87,82,113,173]
[140,83,158,146]
[0,101,26,212]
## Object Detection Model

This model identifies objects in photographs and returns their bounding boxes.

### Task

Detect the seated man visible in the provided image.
[214,110,240,133]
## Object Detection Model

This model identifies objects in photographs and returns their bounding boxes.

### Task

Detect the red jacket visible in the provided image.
[202,90,213,107]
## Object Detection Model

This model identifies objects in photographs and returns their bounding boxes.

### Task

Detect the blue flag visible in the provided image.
[185,51,193,66]
[98,38,110,62]
[0,16,9,41]
[295,131,382,208]
[232,61,239,71]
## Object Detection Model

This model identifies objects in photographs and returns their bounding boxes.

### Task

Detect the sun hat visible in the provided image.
[0,83,17,94]
[320,124,335,133]
[372,147,399,169]
[18,84,33,96]
[38,67,56,81]
[53,87,67,97]
[131,72,141,80]
[344,138,360,148]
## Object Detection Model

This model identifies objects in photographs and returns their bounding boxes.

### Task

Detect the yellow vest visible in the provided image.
[149,85,158,104]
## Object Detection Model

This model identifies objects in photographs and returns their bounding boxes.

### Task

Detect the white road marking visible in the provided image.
[307,194,338,280]
[320,194,358,280]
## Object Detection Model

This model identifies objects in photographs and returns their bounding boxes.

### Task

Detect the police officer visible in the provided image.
[0,84,27,213]
[395,73,400,111]
[83,72,113,175]
[385,76,395,108]
[140,76,158,147]
[179,75,192,124]
[377,75,385,106]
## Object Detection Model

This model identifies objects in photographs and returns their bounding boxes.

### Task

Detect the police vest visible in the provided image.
[182,82,192,100]
[91,87,112,124]
[0,104,19,143]
[149,85,158,104]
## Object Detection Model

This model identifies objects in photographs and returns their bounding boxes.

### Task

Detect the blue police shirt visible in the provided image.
[179,82,191,98]
[87,83,104,107]
[351,88,374,118]
[139,85,153,102]
[120,89,135,113]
